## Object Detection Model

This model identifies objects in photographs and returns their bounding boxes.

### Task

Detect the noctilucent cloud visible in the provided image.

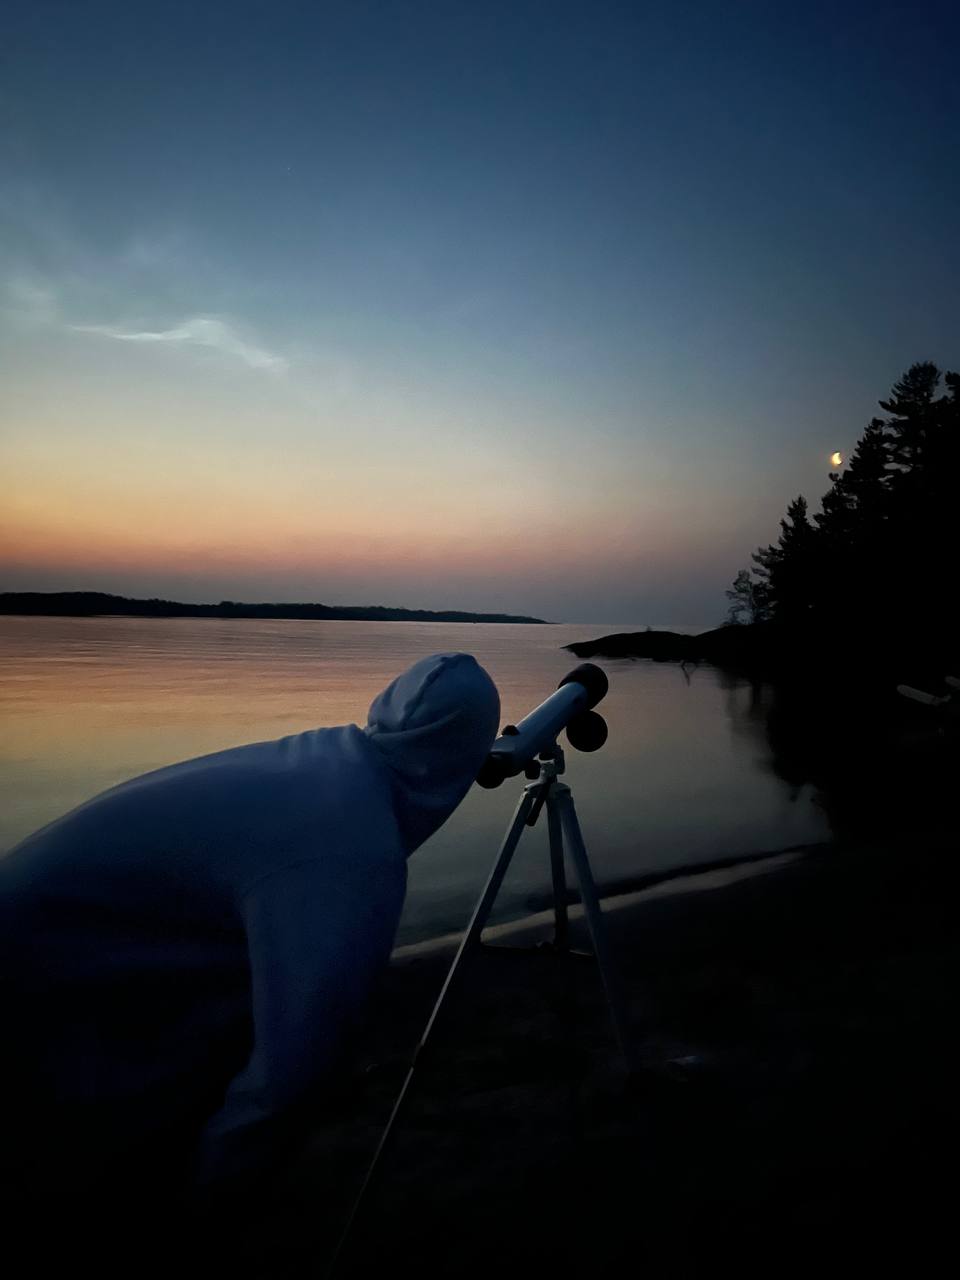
[2,0,957,624]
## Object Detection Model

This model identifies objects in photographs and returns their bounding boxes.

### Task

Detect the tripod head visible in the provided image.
[477,662,609,789]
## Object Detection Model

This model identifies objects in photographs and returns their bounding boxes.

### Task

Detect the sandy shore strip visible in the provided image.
[392,843,819,960]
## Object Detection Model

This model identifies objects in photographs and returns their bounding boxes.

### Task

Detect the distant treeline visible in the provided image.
[0,591,547,625]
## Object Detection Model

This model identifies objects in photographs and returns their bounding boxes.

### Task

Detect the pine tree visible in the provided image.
[726,568,768,624]
[878,362,956,621]
[879,361,941,473]
[816,419,889,543]
[751,496,816,626]
[814,418,890,623]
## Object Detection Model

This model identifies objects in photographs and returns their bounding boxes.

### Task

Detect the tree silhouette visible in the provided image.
[880,361,941,472]
[813,418,890,625]
[730,361,958,661]
[726,569,768,624]
[750,496,817,626]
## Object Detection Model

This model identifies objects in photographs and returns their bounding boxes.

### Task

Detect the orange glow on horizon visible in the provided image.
[2,423,735,606]
[0,499,707,596]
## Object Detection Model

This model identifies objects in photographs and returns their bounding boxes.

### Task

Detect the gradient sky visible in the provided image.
[2,0,957,624]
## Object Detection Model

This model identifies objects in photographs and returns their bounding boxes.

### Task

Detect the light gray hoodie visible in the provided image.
[2,652,499,1194]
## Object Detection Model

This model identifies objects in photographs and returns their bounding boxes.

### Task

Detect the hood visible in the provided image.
[364,653,500,855]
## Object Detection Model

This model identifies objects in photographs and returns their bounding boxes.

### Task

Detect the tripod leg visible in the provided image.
[328,781,541,1275]
[546,797,570,952]
[553,787,637,1072]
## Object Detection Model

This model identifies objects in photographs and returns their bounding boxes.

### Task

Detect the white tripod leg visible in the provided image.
[328,779,542,1275]
[546,792,570,951]
[551,783,637,1072]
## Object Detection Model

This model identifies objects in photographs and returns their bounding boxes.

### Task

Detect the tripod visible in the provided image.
[443,745,636,1065]
[329,745,635,1273]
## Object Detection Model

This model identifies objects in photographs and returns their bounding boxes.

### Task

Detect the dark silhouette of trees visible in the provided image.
[729,361,959,666]
[751,496,817,627]
[812,418,890,626]
[726,569,768,624]
[881,361,941,472]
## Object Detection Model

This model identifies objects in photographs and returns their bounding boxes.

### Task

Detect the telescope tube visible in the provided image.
[476,663,608,788]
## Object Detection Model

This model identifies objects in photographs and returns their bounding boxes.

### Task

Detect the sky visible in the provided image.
[1,0,957,625]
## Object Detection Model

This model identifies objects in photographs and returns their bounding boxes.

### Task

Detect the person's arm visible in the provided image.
[194,853,405,1194]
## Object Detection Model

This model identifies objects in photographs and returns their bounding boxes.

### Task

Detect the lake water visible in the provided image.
[0,616,830,943]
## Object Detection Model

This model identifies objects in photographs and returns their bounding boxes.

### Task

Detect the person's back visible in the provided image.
[2,652,499,1250]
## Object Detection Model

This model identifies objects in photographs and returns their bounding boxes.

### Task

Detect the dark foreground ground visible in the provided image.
[223,832,959,1278]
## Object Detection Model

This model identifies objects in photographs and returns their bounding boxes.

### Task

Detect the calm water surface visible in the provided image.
[0,617,830,943]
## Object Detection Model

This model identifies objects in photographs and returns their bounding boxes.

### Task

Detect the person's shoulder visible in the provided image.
[232,725,406,890]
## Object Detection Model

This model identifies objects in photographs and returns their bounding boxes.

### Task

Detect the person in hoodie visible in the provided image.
[2,652,500,1221]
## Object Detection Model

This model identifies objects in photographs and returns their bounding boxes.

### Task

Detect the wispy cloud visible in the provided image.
[2,185,288,375]
[72,315,288,373]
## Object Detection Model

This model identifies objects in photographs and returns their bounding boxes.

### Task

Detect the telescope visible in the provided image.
[332,657,632,1272]
[476,662,610,788]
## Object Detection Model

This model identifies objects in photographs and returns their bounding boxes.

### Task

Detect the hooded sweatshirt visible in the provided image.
[1,652,499,1197]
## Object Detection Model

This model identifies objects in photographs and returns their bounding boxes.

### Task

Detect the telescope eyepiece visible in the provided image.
[476,754,510,789]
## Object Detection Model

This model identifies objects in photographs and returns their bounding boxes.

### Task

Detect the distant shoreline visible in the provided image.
[0,591,547,626]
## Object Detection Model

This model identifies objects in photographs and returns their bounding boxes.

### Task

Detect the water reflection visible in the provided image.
[720,666,959,841]
[0,617,831,943]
